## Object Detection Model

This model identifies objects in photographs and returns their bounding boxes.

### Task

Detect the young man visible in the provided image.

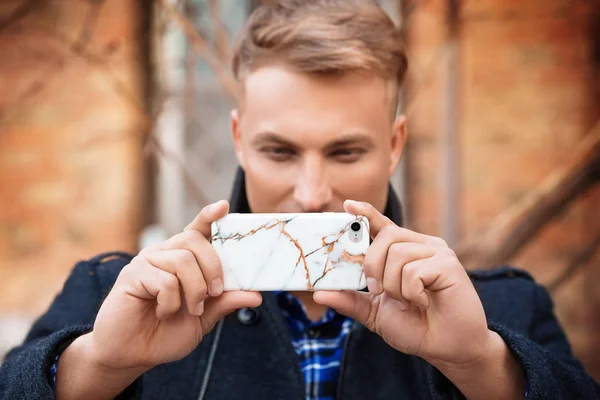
[1,1,598,399]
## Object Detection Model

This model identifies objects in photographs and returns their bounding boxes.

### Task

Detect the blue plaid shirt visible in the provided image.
[275,291,353,400]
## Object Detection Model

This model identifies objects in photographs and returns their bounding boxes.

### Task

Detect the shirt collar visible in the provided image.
[275,290,338,326]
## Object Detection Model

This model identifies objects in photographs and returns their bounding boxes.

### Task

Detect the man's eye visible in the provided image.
[261,147,296,162]
[329,148,366,163]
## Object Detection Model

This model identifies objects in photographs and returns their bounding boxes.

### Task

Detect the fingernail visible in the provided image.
[367,277,381,294]
[195,302,204,316]
[210,278,223,296]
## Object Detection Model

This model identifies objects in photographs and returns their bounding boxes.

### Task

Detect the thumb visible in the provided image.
[185,200,230,238]
[199,291,263,334]
[343,200,393,239]
[313,290,375,330]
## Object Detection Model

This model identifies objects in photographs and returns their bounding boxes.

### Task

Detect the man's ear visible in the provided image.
[389,114,407,175]
[231,109,245,169]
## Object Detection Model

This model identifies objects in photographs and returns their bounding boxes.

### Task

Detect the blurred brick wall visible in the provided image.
[405,0,600,379]
[0,0,145,318]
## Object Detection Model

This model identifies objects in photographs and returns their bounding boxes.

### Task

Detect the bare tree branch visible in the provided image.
[183,0,198,128]
[146,138,210,206]
[457,120,600,269]
[156,0,238,101]
[3,0,104,106]
[208,0,231,64]
[144,93,210,206]
[26,22,210,207]
[0,0,37,32]
[547,232,600,292]
[71,0,106,54]
[9,54,65,103]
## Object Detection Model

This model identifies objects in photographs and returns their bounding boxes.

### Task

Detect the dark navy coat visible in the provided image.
[1,169,599,399]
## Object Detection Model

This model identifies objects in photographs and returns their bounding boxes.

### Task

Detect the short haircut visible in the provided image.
[232,0,408,113]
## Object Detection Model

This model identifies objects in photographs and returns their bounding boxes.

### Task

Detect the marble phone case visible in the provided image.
[211,213,369,291]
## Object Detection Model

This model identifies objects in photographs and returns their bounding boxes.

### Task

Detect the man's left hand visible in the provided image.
[313,200,525,399]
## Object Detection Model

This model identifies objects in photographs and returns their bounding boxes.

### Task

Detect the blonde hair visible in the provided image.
[232,0,408,100]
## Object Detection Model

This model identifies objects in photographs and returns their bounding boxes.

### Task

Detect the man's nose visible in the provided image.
[293,158,333,212]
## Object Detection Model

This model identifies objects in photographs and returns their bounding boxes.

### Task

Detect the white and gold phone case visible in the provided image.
[211,213,369,291]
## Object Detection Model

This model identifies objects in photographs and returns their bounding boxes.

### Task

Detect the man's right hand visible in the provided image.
[56,200,262,399]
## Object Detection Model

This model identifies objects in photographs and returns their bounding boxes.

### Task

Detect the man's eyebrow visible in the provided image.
[323,133,374,149]
[251,131,375,149]
[251,132,299,148]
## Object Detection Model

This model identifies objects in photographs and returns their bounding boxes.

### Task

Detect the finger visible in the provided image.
[313,290,376,330]
[160,230,224,297]
[400,258,436,309]
[402,249,463,310]
[343,200,393,238]
[200,291,263,333]
[382,243,436,304]
[133,262,182,320]
[139,240,166,256]
[364,226,436,295]
[185,200,230,238]
[144,250,208,316]
[344,200,449,247]
[401,252,461,310]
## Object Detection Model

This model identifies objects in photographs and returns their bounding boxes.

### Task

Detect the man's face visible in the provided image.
[231,66,406,214]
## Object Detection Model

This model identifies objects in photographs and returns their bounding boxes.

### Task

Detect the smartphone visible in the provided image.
[211,213,370,291]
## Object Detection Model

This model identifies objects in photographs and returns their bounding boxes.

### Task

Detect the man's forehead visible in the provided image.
[237,65,396,121]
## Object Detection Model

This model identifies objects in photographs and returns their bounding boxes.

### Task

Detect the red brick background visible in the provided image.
[0,0,145,314]
[405,0,600,379]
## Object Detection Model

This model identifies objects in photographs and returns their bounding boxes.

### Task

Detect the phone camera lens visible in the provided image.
[351,222,361,232]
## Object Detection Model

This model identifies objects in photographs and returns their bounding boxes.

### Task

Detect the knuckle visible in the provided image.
[439,247,457,260]
[127,255,150,275]
[389,242,406,258]
[134,253,150,266]
[139,242,162,255]
[116,262,137,282]
[448,249,458,259]
[177,249,197,266]
[403,262,419,280]
[428,236,448,248]
[162,273,180,290]
[434,253,458,272]
[379,224,397,239]
[388,243,410,266]
[130,254,145,266]
[182,229,206,245]
[444,254,459,270]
